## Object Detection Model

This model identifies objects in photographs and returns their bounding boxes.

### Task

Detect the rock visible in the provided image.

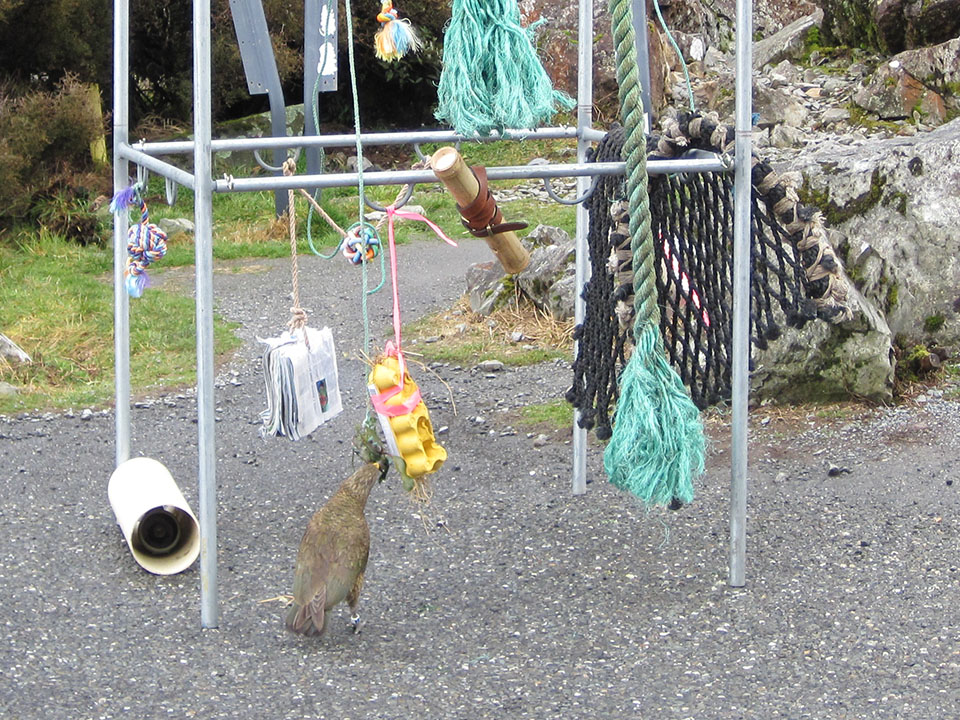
[753,9,824,70]
[874,0,907,53]
[157,217,194,238]
[887,38,960,112]
[516,226,576,320]
[853,60,947,124]
[0,381,18,398]
[0,333,30,364]
[752,290,894,404]
[80,408,94,420]
[346,155,375,173]
[465,260,508,316]
[771,60,804,85]
[785,118,960,346]
[752,268,894,404]
[821,107,851,125]
[525,224,570,249]
[902,0,960,50]
[770,124,806,148]
[477,360,505,373]
[753,85,810,128]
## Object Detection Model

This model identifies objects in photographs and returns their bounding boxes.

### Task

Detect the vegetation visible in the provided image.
[1,134,578,413]
[0,74,110,227]
[517,399,574,432]
[406,294,573,369]
[0,0,452,130]
[0,231,241,413]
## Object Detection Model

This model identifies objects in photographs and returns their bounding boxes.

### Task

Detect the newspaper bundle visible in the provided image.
[259,326,343,440]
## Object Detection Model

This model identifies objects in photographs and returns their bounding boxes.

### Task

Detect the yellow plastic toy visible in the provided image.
[368,354,445,478]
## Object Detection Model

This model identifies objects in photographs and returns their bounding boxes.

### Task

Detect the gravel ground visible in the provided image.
[1,235,959,719]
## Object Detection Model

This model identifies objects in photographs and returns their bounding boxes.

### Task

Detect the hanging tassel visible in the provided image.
[109,184,140,213]
[435,0,573,136]
[112,183,167,298]
[602,325,705,506]
[374,0,421,62]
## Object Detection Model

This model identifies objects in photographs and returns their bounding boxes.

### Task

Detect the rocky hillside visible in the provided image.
[510,0,959,403]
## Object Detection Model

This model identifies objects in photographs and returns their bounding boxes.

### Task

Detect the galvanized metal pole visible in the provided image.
[630,0,653,129]
[113,0,131,467]
[572,0,594,495]
[194,0,219,627]
[729,0,753,588]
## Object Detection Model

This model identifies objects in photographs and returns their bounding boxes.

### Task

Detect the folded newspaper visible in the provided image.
[259,326,343,440]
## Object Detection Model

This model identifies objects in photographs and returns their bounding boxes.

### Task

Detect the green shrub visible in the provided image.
[0,74,109,235]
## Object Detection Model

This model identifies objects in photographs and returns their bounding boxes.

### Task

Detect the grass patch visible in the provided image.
[518,398,573,431]
[0,231,240,413]
[405,295,573,368]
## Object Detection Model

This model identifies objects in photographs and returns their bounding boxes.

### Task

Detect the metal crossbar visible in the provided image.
[112,0,754,628]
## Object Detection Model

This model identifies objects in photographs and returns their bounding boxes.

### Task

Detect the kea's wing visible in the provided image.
[291,505,370,612]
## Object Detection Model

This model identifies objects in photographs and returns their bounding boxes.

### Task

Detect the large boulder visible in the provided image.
[852,59,947,125]
[888,38,960,113]
[753,9,823,70]
[751,285,894,404]
[902,0,960,50]
[786,118,960,347]
[464,225,575,320]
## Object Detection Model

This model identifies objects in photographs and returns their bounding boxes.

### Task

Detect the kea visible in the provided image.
[285,461,385,637]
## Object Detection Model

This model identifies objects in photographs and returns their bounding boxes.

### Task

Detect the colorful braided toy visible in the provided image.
[374,0,420,62]
[341,223,381,265]
[110,183,168,298]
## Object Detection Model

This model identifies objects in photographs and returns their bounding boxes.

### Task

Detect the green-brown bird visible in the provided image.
[285,461,383,637]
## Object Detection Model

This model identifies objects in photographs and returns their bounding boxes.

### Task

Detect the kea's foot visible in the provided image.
[349,613,364,634]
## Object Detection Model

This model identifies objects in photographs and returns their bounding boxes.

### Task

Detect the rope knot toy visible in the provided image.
[110,183,167,298]
[374,1,421,62]
[342,223,381,265]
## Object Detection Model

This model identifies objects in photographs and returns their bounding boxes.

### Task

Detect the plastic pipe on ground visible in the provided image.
[108,457,200,575]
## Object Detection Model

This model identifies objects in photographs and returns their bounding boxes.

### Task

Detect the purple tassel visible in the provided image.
[110,185,139,214]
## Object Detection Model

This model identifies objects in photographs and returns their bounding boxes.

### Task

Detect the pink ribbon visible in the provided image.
[370,205,457,417]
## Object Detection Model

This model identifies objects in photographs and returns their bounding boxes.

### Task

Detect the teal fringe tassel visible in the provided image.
[603,325,705,506]
[435,0,574,136]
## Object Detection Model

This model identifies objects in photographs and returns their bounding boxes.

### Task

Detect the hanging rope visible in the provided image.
[600,0,705,508]
[434,0,574,136]
[283,159,308,333]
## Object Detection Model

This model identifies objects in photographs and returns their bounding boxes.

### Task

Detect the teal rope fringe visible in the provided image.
[603,0,705,507]
[603,325,705,506]
[435,0,574,136]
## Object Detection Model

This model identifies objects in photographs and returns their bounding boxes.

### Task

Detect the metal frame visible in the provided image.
[113,0,752,628]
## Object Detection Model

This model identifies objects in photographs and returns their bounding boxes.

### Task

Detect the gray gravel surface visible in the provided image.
[2,236,959,719]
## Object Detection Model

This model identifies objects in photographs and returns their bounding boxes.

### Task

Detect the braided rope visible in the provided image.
[601,0,705,506]
[283,159,308,333]
[655,110,853,323]
[610,0,660,341]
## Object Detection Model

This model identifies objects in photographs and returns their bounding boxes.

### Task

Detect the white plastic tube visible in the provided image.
[108,457,200,575]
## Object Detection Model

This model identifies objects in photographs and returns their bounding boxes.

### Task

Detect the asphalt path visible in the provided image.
[1,235,958,719]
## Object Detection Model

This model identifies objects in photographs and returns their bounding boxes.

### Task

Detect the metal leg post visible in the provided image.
[572,0,595,495]
[194,0,220,627]
[113,0,131,467]
[729,0,753,588]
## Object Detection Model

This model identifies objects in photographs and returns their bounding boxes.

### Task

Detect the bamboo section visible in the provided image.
[430,146,530,273]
